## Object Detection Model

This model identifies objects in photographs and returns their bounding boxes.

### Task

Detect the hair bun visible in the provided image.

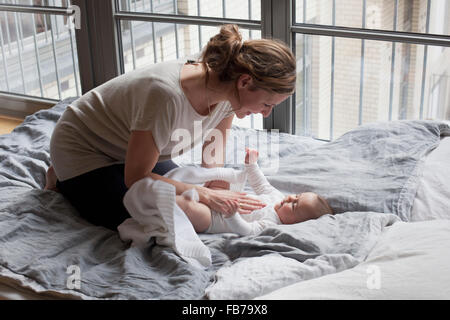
[201,24,243,80]
[202,24,296,93]
[222,24,243,54]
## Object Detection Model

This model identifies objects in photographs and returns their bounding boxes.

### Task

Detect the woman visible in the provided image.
[46,24,296,231]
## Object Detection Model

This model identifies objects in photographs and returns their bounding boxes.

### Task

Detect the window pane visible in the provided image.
[294,33,450,140]
[0,2,81,100]
[295,0,450,36]
[118,0,261,20]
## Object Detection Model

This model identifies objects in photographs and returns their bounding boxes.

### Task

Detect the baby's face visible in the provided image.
[274,192,324,224]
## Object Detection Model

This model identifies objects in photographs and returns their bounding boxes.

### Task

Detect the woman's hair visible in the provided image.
[200,24,296,94]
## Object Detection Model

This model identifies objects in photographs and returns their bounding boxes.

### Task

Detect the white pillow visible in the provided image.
[410,135,450,221]
[255,219,450,300]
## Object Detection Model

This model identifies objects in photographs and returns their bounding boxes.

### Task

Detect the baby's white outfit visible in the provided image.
[204,163,284,236]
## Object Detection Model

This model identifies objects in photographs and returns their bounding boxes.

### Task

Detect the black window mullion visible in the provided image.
[72,0,120,94]
[265,0,293,134]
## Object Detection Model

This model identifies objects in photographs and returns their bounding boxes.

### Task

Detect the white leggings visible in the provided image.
[164,166,248,192]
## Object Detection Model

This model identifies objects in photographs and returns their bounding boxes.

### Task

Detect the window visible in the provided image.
[0,0,81,102]
[292,0,450,140]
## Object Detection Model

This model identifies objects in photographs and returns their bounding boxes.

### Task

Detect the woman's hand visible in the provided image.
[203,180,230,190]
[197,187,266,215]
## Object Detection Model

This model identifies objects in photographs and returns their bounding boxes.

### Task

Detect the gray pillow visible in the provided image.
[266,120,450,221]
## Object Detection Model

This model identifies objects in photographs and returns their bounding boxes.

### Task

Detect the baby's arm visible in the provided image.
[244,149,282,197]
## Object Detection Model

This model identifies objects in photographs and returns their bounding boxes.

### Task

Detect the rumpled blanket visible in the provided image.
[204,211,400,299]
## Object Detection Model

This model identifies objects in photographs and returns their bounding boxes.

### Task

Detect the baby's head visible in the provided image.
[274,192,333,224]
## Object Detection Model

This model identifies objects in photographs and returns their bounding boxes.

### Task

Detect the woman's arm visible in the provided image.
[202,114,233,190]
[125,130,197,193]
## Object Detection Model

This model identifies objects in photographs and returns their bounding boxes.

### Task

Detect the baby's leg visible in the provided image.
[176,195,212,233]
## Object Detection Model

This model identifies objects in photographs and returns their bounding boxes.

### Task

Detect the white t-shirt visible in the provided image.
[50,59,234,181]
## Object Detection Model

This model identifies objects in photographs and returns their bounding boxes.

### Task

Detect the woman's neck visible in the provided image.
[180,63,235,116]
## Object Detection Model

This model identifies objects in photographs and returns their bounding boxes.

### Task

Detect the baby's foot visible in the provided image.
[245,148,259,165]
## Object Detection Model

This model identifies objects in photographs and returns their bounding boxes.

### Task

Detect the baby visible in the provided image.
[176,148,333,236]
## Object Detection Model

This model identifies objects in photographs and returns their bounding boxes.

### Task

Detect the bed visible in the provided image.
[0,97,449,300]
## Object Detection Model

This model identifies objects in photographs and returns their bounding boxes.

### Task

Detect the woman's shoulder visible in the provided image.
[92,60,183,101]
[132,60,183,86]
[129,60,185,101]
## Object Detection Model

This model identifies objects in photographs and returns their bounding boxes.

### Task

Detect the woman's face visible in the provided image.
[232,74,290,119]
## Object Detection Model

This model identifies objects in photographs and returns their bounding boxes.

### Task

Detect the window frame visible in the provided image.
[0,1,75,117]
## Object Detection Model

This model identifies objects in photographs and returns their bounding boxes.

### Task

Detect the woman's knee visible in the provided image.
[56,166,130,230]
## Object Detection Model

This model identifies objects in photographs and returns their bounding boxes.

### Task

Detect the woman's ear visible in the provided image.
[237,74,253,90]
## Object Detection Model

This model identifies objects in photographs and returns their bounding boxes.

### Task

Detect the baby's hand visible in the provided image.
[245,148,259,165]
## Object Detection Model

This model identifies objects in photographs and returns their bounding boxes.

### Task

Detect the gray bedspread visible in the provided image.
[0,98,448,299]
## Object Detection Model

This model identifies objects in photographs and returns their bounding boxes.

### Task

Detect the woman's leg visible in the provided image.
[56,164,129,231]
[56,160,179,231]
[176,195,212,233]
[152,160,179,176]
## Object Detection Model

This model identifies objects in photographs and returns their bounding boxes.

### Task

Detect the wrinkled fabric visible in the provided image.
[205,211,399,299]
[120,178,212,269]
